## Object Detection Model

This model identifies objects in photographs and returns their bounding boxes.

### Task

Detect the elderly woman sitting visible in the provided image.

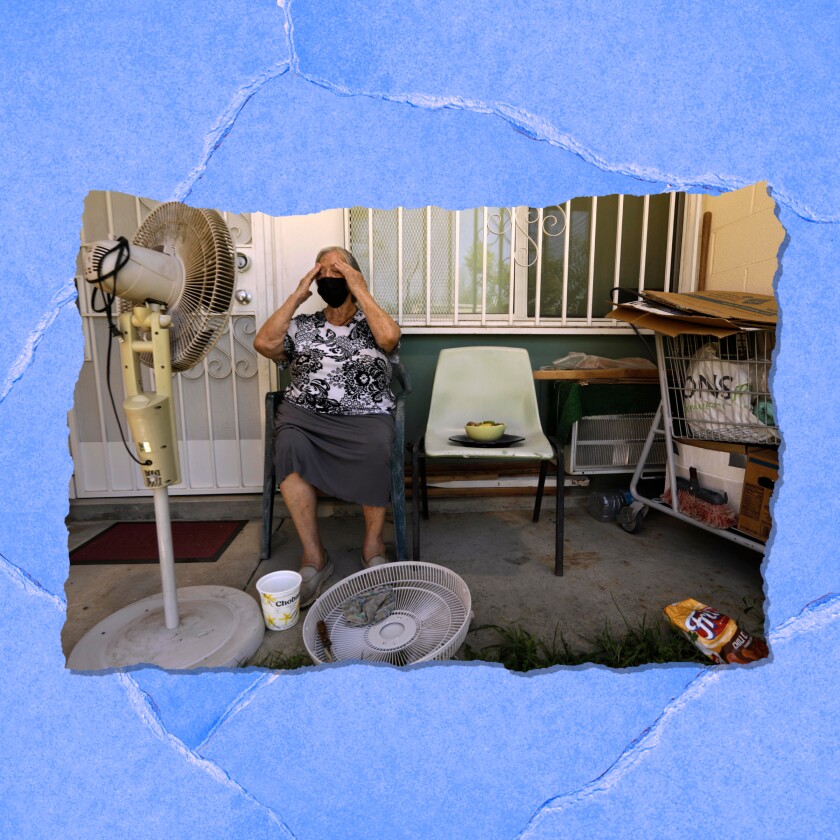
[253,247,402,607]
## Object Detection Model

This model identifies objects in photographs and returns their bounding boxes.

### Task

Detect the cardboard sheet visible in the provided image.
[606,303,746,338]
[640,291,777,325]
[607,291,778,337]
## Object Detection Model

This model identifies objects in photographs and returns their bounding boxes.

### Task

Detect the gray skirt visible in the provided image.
[273,401,395,507]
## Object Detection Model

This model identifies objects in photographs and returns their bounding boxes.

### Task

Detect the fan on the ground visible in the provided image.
[303,562,472,665]
[67,201,264,670]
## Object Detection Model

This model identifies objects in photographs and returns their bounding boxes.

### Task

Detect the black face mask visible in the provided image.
[316,276,350,308]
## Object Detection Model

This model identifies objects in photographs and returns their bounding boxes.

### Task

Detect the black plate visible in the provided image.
[448,433,525,448]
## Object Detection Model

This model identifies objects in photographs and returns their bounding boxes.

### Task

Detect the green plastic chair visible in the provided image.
[411,346,565,574]
[260,361,412,563]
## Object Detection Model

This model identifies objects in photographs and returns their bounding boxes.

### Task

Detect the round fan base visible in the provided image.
[67,586,265,670]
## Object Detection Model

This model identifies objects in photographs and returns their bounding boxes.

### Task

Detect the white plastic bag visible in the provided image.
[683,343,778,443]
[545,352,656,371]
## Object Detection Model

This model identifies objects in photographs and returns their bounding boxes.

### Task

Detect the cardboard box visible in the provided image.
[736,448,778,541]
[606,291,777,338]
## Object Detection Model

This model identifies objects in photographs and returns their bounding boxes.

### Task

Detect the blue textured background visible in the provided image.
[1,2,838,836]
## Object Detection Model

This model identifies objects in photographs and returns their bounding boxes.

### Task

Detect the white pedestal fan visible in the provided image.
[68,202,264,670]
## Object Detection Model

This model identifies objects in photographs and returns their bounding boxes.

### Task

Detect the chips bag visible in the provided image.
[664,598,769,664]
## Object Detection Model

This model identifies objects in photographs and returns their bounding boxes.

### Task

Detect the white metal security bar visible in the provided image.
[347,192,684,334]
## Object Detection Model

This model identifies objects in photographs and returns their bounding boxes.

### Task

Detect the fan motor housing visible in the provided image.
[82,239,183,307]
[123,394,180,487]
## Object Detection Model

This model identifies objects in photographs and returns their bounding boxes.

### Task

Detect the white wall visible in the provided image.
[268,208,345,315]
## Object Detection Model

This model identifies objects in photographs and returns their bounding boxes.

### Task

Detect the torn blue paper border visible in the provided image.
[1,2,838,837]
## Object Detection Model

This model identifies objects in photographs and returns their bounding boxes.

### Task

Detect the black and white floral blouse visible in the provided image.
[278,310,398,415]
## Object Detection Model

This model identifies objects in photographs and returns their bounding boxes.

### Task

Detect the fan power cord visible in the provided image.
[85,237,152,468]
[86,236,130,339]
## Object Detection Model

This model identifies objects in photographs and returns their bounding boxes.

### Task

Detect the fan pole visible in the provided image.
[118,305,183,629]
[153,487,179,629]
[69,206,268,669]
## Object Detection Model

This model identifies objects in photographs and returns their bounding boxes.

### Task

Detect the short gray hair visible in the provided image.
[316,246,360,272]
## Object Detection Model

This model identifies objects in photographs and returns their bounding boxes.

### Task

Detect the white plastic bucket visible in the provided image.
[256,570,302,631]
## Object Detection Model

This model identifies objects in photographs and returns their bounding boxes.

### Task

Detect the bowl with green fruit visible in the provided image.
[464,420,506,442]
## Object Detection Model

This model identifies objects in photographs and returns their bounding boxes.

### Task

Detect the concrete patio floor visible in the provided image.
[63,484,767,670]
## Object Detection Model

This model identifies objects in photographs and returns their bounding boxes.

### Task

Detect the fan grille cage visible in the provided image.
[303,562,472,666]
[120,202,236,371]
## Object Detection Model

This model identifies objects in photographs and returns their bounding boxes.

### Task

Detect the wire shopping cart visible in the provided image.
[621,328,778,553]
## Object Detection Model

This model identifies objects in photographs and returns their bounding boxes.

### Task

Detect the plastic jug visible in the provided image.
[587,489,633,522]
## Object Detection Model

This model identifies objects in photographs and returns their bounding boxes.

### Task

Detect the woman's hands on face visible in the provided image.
[329,255,369,297]
[295,264,320,307]
[316,250,400,352]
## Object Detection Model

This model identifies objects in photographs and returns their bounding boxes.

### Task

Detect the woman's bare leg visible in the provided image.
[279,472,326,569]
[361,505,388,562]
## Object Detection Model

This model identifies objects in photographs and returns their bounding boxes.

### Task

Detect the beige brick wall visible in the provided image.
[700,182,784,294]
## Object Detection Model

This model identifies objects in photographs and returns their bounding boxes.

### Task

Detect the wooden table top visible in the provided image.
[532,367,659,383]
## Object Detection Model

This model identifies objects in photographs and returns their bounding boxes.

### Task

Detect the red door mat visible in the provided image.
[70,520,248,565]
